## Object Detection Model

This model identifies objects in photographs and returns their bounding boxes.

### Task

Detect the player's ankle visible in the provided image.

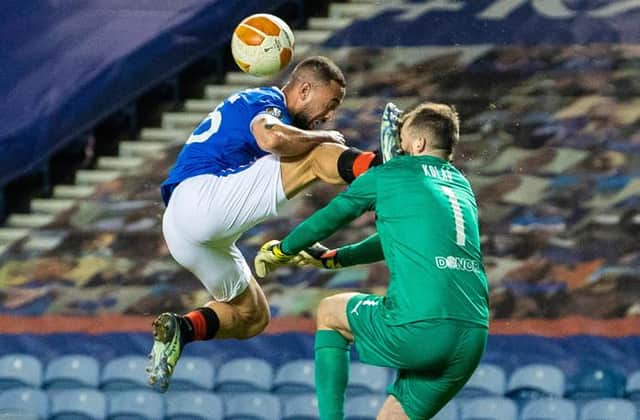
[182,307,220,343]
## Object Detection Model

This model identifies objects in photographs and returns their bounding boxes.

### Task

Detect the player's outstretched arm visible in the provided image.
[297,234,384,269]
[251,114,345,157]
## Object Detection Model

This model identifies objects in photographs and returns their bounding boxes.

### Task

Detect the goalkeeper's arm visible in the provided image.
[299,233,384,269]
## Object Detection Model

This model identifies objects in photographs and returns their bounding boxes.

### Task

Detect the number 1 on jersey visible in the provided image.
[441,186,466,246]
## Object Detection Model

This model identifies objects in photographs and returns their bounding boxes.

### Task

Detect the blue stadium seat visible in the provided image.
[345,394,385,420]
[625,370,640,401]
[171,356,214,391]
[224,392,281,420]
[433,399,460,420]
[458,364,506,398]
[165,391,223,420]
[216,357,273,393]
[580,398,637,420]
[347,363,390,396]
[50,389,107,420]
[107,390,165,420]
[273,360,315,394]
[0,354,43,390]
[0,388,49,419]
[0,412,39,420]
[460,397,518,420]
[521,398,577,420]
[506,364,565,400]
[281,393,319,420]
[44,355,100,389]
[567,367,622,400]
[101,356,148,391]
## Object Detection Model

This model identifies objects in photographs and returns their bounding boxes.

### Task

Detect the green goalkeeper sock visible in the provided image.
[315,329,350,420]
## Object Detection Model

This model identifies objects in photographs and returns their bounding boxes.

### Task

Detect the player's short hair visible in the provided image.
[400,102,459,159]
[290,56,346,87]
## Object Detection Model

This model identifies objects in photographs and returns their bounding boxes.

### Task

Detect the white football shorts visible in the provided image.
[162,155,286,301]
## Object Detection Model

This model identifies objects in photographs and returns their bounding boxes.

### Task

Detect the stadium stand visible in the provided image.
[521,398,578,420]
[170,356,215,391]
[44,355,100,390]
[506,364,566,401]
[460,397,518,420]
[107,389,165,420]
[580,398,637,420]
[101,356,149,392]
[626,370,640,402]
[164,391,224,420]
[273,360,316,395]
[49,389,107,420]
[281,393,319,420]
[566,367,624,400]
[344,394,385,420]
[0,354,43,390]
[1,0,640,419]
[0,388,49,420]
[216,358,273,393]
[457,363,506,398]
[224,392,282,420]
[345,363,390,396]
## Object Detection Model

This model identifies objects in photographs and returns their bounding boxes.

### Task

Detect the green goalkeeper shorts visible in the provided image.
[346,294,488,419]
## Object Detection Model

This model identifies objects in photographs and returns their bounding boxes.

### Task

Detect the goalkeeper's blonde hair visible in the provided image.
[400,103,459,161]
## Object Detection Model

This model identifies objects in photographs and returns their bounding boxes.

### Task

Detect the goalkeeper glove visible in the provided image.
[296,242,341,269]
[254,240,295,278]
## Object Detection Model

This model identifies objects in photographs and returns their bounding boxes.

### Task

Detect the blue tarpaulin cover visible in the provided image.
[0,0,288,187]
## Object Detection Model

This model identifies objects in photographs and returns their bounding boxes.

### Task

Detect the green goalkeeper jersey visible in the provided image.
[281,155,489,327]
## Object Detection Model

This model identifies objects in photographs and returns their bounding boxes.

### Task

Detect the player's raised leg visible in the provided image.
[280,142,381,197]
[148,270,269,391]
[279,101,405,196]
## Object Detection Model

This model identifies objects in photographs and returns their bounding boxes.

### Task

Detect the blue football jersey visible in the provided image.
[161,86,292,205]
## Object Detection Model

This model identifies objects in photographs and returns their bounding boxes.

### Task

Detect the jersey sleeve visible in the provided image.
[249,91,289,124]
[281,169,378,254]
[337,233,384,267]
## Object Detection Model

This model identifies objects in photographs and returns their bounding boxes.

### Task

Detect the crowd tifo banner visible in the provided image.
[324,0,640,47]
[0,0,288,189]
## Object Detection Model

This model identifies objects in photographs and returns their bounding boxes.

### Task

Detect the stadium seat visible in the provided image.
[101,356,148,391]
[433,399,460,420]
[345,394,385,420]
[566,367,623,400]
[281,393,319,420]
[458,364,506,398]
[44,355,100,389]
[347,363,390,396]
[521,398,577,420]
[50,389,107,420]
[170,356,214,391]
[506,364,565,400]
[460,397,518,420]
[580,398,637,420]
[625,370,640,401]
[0,388,49,419]
[165,391,223,420]
[0,354,43,390]
[224,392,281,420]
[107,390,165,420]
[216,357,273,393]
[273,359,315,394]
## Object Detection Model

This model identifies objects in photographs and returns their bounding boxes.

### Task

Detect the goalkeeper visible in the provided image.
[255,102,489,419]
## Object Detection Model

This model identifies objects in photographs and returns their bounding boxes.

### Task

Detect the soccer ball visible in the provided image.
[231,13,295,77]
